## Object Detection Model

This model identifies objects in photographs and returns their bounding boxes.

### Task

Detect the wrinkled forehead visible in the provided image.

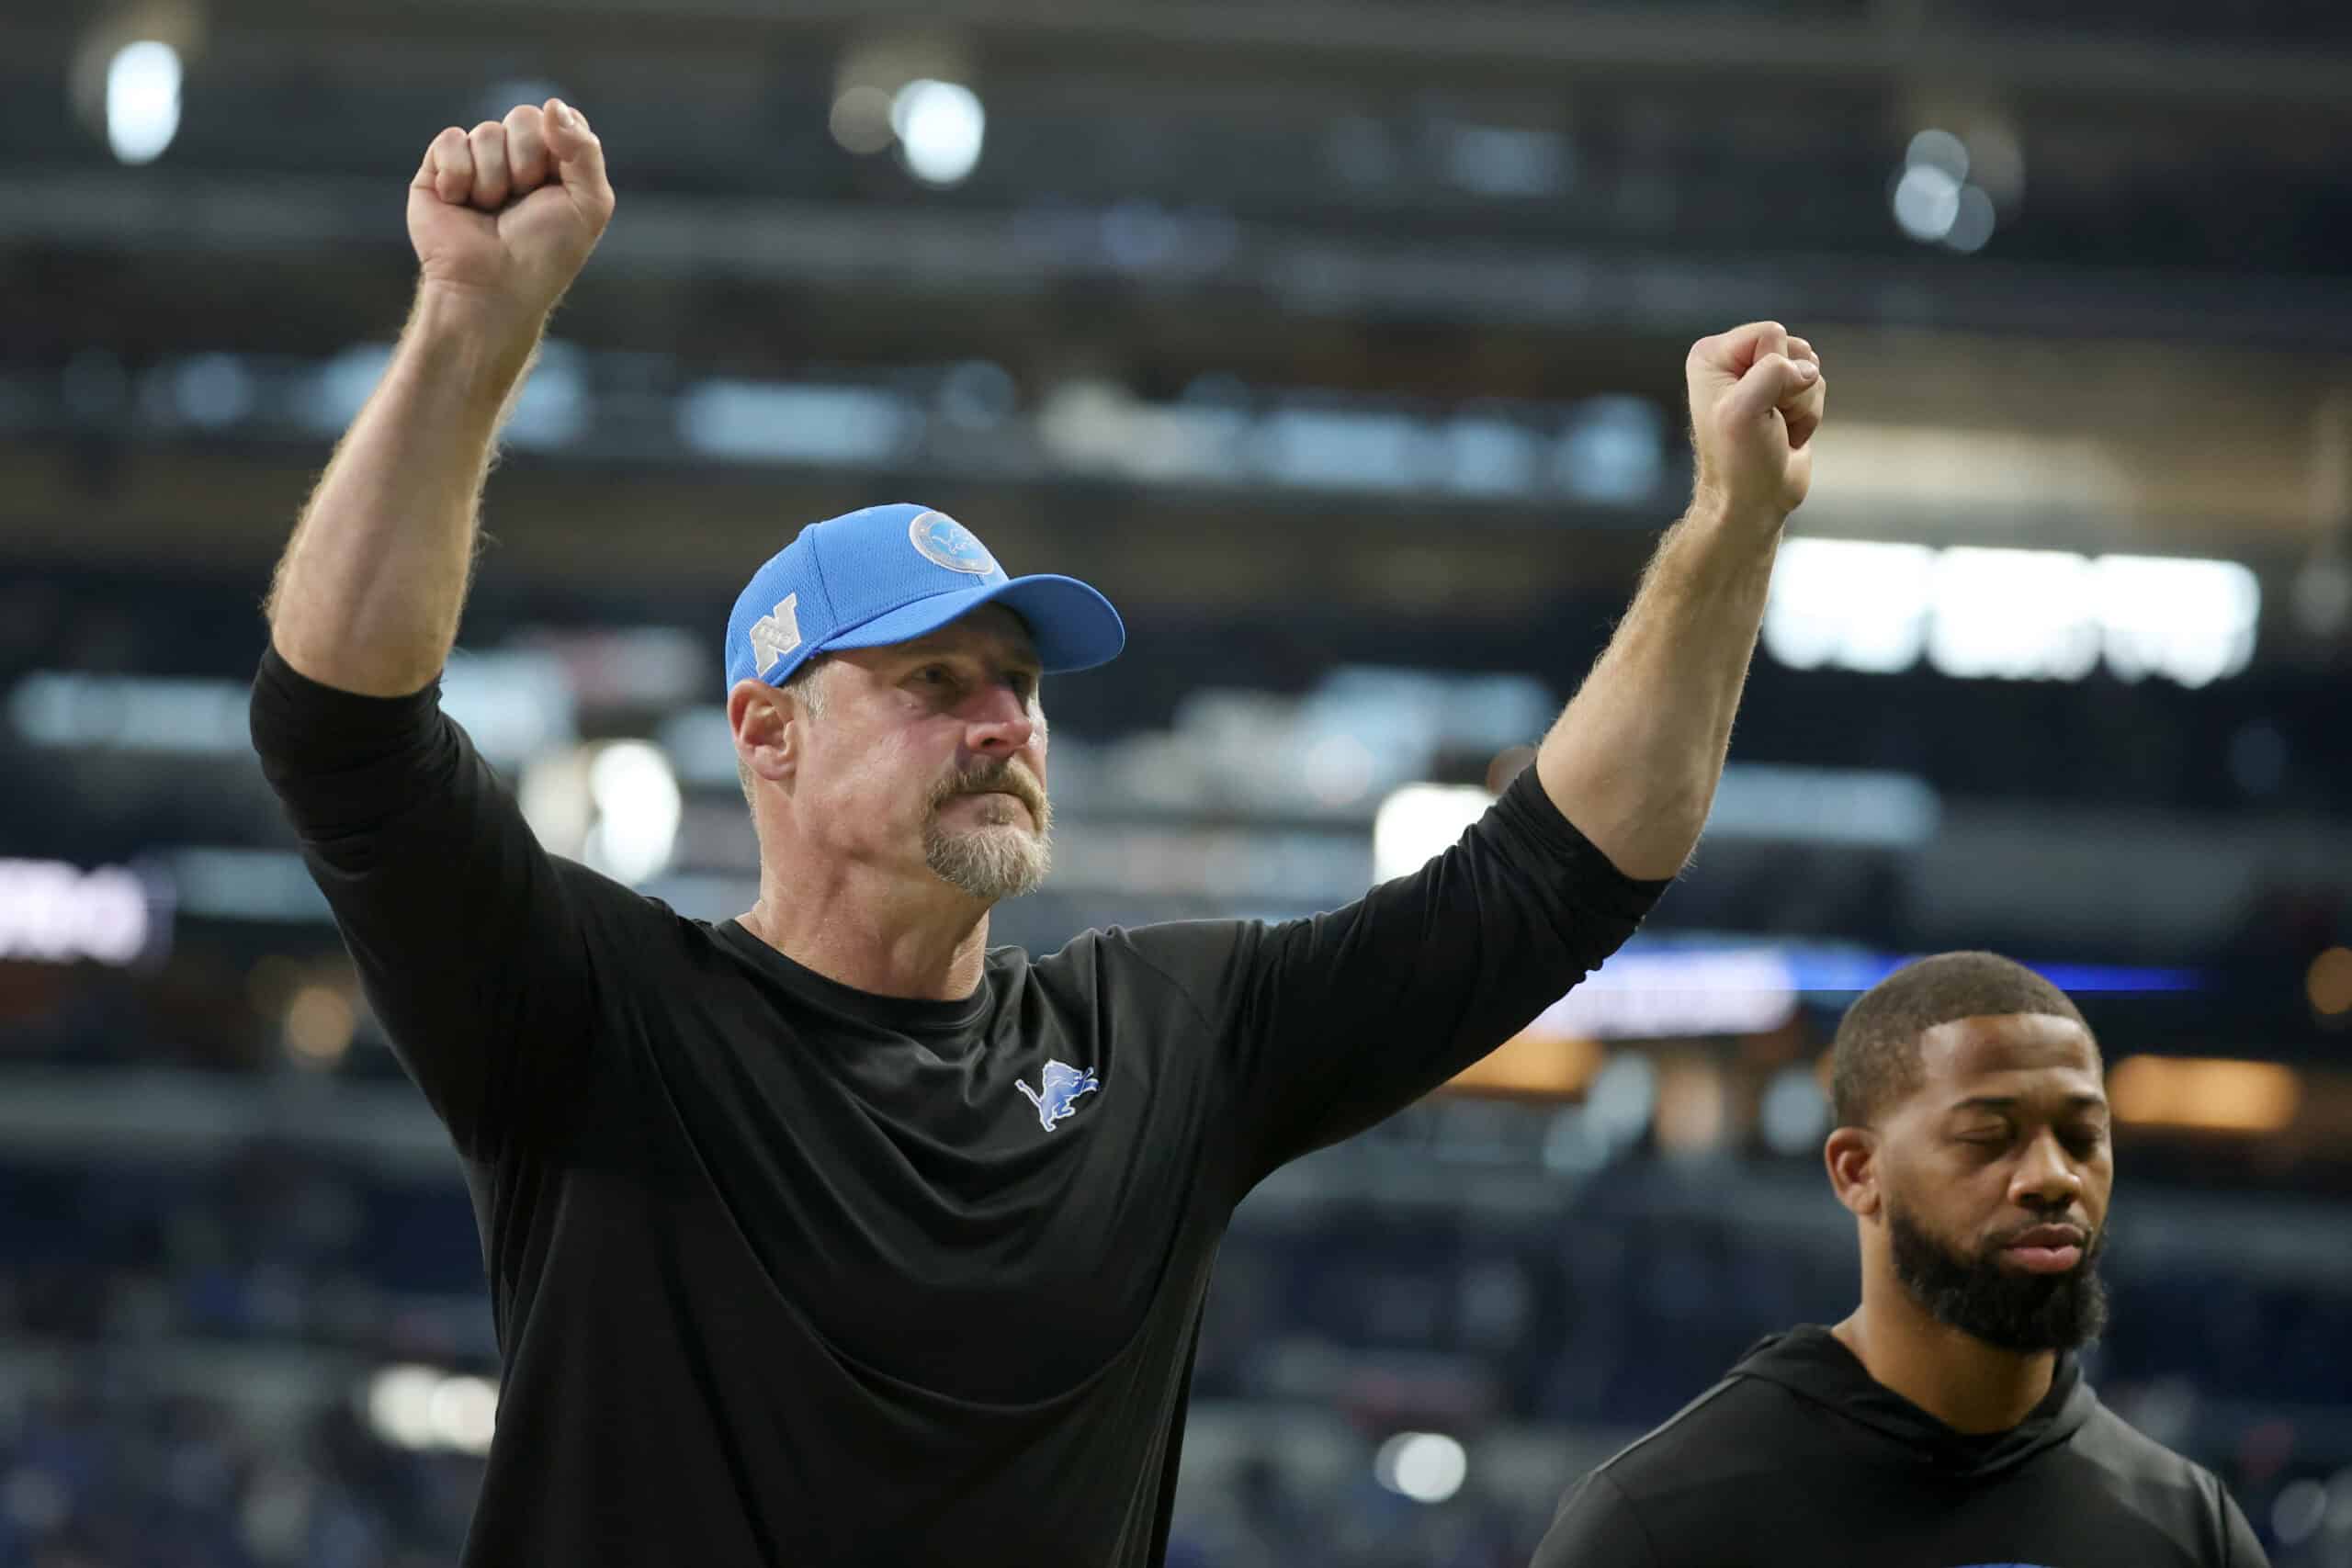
[1916,1012,2104,1102]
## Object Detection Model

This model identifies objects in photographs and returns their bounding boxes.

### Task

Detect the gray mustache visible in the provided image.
[930,761,1046,821]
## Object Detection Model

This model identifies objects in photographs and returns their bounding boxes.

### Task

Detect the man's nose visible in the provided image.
[2012,1130,2086,1210]
[965,686,1035,756]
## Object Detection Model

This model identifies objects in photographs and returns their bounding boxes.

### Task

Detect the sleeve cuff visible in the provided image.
[249,642,447,769]
[1492,761,1675,919]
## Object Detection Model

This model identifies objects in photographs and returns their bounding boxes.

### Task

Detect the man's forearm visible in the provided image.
[265,286,543,696]
[1534,496,1781,881]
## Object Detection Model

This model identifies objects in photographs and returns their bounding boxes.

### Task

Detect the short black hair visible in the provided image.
[1829,951,2092,1129]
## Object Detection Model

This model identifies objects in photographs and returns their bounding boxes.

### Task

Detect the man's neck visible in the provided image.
[739,860,992,1002]
[1830,1292,2057,1435]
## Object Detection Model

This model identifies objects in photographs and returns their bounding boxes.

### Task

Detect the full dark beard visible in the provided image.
[1887,1201,2110,1352]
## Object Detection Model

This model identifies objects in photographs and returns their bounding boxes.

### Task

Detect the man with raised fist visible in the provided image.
[251,104,1826,1566]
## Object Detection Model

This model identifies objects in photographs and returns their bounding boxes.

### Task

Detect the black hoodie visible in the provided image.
[1530,1325,2268,1568]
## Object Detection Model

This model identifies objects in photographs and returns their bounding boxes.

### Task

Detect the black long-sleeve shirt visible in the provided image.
[1532,1325,2269,1568]
[249,645,1667,1566]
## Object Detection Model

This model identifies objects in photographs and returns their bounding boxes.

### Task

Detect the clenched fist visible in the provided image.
[1685,321,1826,524]
[408,99,615,325]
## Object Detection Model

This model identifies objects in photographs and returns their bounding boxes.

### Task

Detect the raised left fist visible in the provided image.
[1685,321,1826,524]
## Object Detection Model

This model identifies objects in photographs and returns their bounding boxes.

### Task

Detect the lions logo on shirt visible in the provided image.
[1016,1059,1099,1132]
[907,510,999,576]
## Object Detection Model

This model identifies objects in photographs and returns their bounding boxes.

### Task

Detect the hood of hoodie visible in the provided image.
[1729,1325,2098,1481]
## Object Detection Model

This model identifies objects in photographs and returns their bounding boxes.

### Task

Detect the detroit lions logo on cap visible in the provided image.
[1016,1059,1099,1132]
[908,510,999,576]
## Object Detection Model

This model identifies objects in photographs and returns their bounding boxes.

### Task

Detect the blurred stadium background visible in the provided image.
[6,0,2352,1563]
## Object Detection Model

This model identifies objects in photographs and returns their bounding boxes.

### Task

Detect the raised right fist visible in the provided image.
[407,99,615,322]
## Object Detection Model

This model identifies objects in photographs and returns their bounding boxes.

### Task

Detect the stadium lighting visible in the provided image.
[105,40,182,164]
[1764,539,2260,687]
[891,78,985,186]
[830,84,895,153]
[1373,784,1493,882]
[1374,1432,1467,1505]
[1892,165,1961,243]
[1893,128,1997,252]
[582,741,684,886]
[2106,1055,2301,1134]
[368,1366,499,1456]
[0,859,154,965]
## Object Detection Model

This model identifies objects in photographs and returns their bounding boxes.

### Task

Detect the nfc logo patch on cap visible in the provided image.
[908,510,999,576]
[749,592,802,674]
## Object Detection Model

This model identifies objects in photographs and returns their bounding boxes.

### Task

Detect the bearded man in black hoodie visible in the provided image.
[1531,950,2271,1568]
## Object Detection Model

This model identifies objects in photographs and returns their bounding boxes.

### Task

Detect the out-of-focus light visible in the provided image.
[1892,165,1962,243]
[1943,185,1996,253]
[1299,733,1375,807]
[677,379,913,464]
[1963,122,2027,210]
[1373,784,1493,881]
[1760,1064,1829,1156]
[2290,546,2350,639]
[1556,396,1667,504]
[1262,408,1426,492]
[2271,1478,2326,1546]
[1905,129,1969,182]
[937,360,1017,429]
[168,848,327,924]
[171,354,255,428]
[582,741,682,886]
[428,1375,499,1456]
[504,338,590,450]
[2309,948,2352,1018]
[830,84,894,153]
[2094,555,2260,687]
[1441,122,1570,197]
[1894,130,1996,251]
[1767,540,2259,687]
[891,79,984,186]
[1928,547,2098,682]
[1583,1053,1657,1147]
[0,860,155,965]
[283,982,355,1066]
[1653,1058,1727,1152]
[367,1366,440,1450]
[1448,1030,1603,1099]
[304,344,396,435]
[1537,950,1799,1041]
[368,1366,499,1455]
[106,41,182,164]
[1374,1432,1466,1504]
[2108,1055,2301,1134]
[11,671,254,753]
[1707,763,1940,848]
[1763,538,1936,673]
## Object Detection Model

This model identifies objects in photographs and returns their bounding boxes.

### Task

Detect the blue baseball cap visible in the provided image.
[723,503,1125,694]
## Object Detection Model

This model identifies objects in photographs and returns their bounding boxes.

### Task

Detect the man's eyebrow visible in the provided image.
[1946,1094,2109,1115]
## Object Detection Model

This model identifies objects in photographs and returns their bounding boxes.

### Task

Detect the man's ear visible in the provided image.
[728,679,796,787]
[1825,1126,1882,1220]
